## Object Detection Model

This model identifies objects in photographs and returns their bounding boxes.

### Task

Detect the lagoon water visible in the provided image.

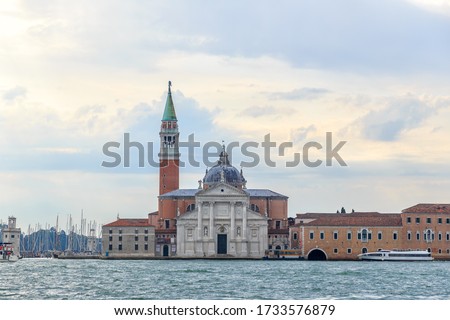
[1,259,449,300]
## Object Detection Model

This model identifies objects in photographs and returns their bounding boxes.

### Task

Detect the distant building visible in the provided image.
[1,217,21,255]
[401,203,450,258]
[291,204,450,260]
[102,219,155,258]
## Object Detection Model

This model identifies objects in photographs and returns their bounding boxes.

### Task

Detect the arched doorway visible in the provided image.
[307,249,327,260]
[163,245,169,257]
[362,248,368,254]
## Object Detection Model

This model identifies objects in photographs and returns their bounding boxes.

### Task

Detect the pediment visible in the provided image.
[196,182,247,198]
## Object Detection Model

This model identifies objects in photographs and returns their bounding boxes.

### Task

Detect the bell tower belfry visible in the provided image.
[159,81,180,196]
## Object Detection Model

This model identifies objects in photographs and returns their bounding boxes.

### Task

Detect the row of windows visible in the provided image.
[2,234,15,238]
[109,236,149,242]
[307,230,398,241]
[108,243,149,251]
[406,217,450,224]
[407,231,450,242]
[109,229,149,234]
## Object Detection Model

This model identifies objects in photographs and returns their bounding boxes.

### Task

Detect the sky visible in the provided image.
[1,0,450,232]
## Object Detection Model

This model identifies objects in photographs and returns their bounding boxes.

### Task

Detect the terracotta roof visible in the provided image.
[402,203,450,214]
[295,212,402,227]
[104,219,152,227]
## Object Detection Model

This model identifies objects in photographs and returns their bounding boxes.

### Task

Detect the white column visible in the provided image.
[242,202,247,240]
[197,201,202,240]
[209,201,214,239]
[230,202,236,240]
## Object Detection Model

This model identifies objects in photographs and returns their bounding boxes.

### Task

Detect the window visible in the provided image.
[204,226,208,236]
[135,229,138,234]
[378,232,382,240]
[293,232,298,240]
[416,232,420,241]
[320,231,325,240]
[165,219,170,229]
[347,231,352,240]
[333,231,338,240]
[135,244,139,250]
[109,236,113,241]
[438,232,442,241]
[108,244,112,250]
[424,229,433,243]
[406,217,411,223]
[415,217,420,224]
[447,232,450,241]
[119,229,122,234]
[438,218,442,224]
[135,236,138,241]
[333,248,338,254]
[186,203,196,212]
[145,229,148,234]
[393,232,398,240]
[407,231,411,241]
[309,231,314,240]
[144,236,148,242]
[347,248,352,254]
[145,244,148,251]
[426,217,432,224]
[109,229,112,234]
[447,218,450,224]
[250,204,260,213]
[118,244,122,251]
[275,221,281,229]
[118,236,122,242]
[361,229,368,242]
[11,235,15,238]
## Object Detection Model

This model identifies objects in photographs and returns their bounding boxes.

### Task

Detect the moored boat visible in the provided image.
[358,249,433,261]
[0,242,20,263]
[263,249,304,260]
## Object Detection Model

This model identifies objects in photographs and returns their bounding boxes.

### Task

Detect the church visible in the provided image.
[102,82,289,258]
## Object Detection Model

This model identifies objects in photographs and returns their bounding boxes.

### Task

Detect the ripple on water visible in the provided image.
[1,259,450,299]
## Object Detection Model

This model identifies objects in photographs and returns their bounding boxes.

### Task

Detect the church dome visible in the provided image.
[203,147,246,188]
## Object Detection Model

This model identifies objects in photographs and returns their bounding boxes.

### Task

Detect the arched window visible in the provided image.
[424,229,433,243]
[250,204,260,213]
[203,226,208,236]
[293,232,298,240]
[361,229,368,242]
[362,248,368,254]
[186,203,196,212]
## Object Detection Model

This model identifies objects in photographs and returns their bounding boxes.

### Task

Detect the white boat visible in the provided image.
[358,249,433,261]
[0,242,20,263]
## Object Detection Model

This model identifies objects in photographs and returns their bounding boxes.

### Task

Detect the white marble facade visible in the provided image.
[176,183,268,258]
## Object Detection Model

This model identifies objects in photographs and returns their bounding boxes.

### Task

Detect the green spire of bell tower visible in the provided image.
[162,80,177,121]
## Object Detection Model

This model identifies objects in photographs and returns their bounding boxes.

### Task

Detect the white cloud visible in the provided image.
[2,86,27,102]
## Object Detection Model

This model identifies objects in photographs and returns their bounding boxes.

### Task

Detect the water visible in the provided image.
[1,259,449,300]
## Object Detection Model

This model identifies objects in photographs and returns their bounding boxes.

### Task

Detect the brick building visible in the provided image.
[291,204,450,260]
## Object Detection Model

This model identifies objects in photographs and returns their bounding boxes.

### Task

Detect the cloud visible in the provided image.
[2,86,27,102]
[267,88,330,101]
[240,105,278,117]
[291,125,317,143]
[350,95,447,141]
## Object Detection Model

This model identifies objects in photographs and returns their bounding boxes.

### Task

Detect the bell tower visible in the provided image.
[159,81,180,196]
